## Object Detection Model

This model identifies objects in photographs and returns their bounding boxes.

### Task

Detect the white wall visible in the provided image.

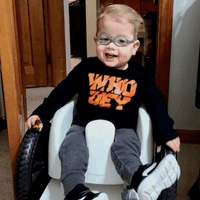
[168,0,200,130]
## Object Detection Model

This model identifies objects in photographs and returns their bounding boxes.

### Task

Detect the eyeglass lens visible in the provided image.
[96,33,134,47]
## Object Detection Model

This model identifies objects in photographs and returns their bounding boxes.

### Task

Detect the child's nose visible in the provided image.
[107,41,116,49]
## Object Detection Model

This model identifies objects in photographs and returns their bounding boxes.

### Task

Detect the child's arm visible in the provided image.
[157,137,180,153]
[26,115,43,131]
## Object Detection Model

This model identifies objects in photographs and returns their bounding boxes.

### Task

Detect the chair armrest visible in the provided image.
[49,99,77,179]
[137,105,153,165]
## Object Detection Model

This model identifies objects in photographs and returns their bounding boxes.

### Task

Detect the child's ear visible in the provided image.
[132,40,140,56]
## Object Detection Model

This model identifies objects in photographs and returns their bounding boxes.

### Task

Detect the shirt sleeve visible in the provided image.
[31,62,85,124]
[141,69,177,145]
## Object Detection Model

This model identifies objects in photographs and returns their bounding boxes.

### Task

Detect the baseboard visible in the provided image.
[176,129,200,144]
[0,119,7,131]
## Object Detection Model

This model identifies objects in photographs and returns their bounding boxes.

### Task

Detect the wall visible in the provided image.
[86,0,97,57]
[64,0,71,74]
[168,0,200,130]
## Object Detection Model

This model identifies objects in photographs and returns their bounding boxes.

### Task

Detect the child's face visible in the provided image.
[95,15,140,70]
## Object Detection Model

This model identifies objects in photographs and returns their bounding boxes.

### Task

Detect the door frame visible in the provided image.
[155,0,174,104]
[0,0,26,193]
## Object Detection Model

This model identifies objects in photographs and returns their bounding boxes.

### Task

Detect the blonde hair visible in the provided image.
[97,4,144,39]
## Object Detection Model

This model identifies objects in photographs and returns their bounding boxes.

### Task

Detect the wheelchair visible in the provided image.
[15,98,178,200]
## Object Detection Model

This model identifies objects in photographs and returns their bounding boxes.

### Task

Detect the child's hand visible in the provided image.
[157,137,180,153]
[26,115,43,131]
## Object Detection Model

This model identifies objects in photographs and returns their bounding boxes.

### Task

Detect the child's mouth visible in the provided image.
[105,53,117,58]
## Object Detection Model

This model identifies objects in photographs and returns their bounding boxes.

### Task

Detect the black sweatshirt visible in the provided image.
[32,57,177,145]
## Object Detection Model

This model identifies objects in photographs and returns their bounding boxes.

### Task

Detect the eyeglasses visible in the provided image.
[95,32,135,47]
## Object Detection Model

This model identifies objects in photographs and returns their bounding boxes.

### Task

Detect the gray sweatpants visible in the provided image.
[59,124,142,196]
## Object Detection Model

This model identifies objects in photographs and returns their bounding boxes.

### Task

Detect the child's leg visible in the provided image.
[59,125,89,197]
[111,128,180,200]
[59,125,109,200]
[111,128,142,185]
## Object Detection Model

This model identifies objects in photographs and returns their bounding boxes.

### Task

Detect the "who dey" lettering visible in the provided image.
[88,73,137,110]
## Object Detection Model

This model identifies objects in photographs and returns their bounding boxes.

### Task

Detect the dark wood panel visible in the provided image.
[100,0,141,12]
[177,129,200,144]
[114,0,141,13]
[43,0,52,86]
[155,0,174,103]
[140,0,158,16]
[29,0,47,86]
[100,0,157,15]
[100,0,114,6]
[16,0,35,86]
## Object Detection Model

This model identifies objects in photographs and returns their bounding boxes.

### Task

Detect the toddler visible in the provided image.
[27,4,180,200]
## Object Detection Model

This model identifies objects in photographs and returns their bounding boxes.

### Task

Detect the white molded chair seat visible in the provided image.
[85,119,124,185]
[40,100,153,200]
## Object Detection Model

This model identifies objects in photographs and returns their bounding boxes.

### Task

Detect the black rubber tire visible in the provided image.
[15,123,51,200]
[156,145,178,200]
[15,129,41,200]
[188,173,200,200]
[158,181,177,200]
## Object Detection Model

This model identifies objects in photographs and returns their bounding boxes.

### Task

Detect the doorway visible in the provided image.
[99,0,158,79]
[68,0,87,72]
[98,0,173,103]
[69,0,87,59]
